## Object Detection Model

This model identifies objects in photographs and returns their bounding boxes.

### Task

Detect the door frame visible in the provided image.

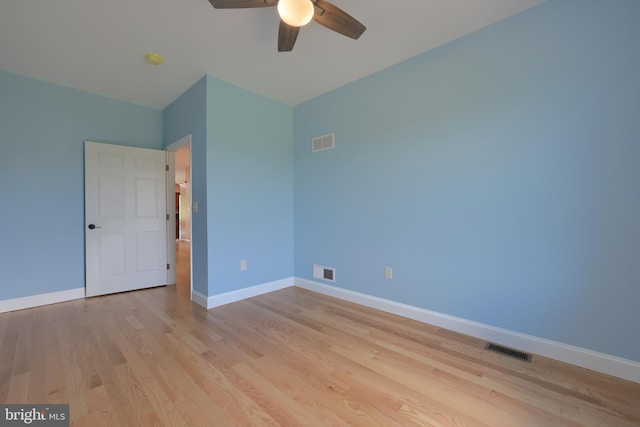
[165,135,193,300]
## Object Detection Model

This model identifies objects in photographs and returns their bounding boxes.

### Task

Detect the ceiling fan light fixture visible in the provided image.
[277,0,314,27]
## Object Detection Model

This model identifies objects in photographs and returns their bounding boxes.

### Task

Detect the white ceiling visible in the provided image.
[0,0,544,109]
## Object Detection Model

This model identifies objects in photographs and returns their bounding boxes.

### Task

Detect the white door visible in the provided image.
[85,141,168,297]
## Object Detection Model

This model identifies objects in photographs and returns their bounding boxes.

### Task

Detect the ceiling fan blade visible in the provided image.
[312,0,366,40]
[208,0,276,9]
[278,21,300,52]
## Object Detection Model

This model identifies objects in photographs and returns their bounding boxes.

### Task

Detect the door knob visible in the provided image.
[88,224,101,230]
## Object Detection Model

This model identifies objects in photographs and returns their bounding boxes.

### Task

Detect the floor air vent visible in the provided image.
[485,343,532,362]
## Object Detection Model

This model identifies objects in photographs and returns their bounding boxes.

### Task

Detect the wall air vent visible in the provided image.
[313,264,335,283]
[485,343,532,362]
[312,133,335,152]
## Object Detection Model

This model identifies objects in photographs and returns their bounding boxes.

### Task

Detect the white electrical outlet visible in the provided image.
[384,266,392,280]
[240,260,247,271]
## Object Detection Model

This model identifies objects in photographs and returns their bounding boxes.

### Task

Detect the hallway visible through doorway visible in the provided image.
[169,137,192,300]
[175,240,190,298]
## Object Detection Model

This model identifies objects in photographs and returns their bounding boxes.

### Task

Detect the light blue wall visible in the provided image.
[205,76,294,294]
[163,77,209,296]
[293,0,640,362]
[0,71,162,300]
[163,75,294,297]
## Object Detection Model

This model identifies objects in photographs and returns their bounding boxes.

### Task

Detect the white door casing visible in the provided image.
[85,141,167,297]
[166,135,192,299]
[166,151,176,285]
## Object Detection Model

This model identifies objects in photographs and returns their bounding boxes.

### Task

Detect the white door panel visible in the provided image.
[85,141,167,297]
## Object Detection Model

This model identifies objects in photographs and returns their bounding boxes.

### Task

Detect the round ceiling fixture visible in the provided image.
[277,0,314,27]
[145,52,164,65]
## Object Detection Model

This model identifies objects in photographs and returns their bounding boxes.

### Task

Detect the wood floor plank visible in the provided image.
[237,296,499,426]
[369,333,585,423]
[163,332,276,426]
[199,350,310,427]
[44,304,68,404]
[110,363,166,427]
[6,371,29,403]
[108,299,208,427]
[73,385,119,427]
[233,362,343,427]
[10,309,32,377]
[121,313,231,426]
[1,285,639,427]
[27,306,47,403]
[332,364,492,427]
[0,317,18,403]
[0,311,9,349]
[55,308,90,420]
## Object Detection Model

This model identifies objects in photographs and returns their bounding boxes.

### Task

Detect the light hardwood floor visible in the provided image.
[1,285,638,426]
[175,239,191,298]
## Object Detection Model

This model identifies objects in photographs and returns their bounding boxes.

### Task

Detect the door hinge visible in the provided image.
[166,263,170,270]
[166,164,169,171]
[166,214,170,220]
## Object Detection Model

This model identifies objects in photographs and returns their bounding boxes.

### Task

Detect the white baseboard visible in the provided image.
[161,276,640,383]
[0,288,85,313]
[200,277,294,309]
[191,289,209,309]
[294,278,640,384]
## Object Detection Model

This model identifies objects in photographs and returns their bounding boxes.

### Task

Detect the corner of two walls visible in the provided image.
[163,76,209,297]
[164,75,295,300]
[205,76,294,295]
[292,0,640,365]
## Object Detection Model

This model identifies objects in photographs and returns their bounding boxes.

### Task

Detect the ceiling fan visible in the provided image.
[208,0,366,52]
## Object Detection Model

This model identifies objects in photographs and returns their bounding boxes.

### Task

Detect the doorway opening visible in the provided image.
[166,136,192,299]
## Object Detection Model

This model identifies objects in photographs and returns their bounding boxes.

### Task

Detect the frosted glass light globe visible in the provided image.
[277,0,314,27]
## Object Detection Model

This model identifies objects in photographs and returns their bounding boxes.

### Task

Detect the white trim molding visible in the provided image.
[191,289,209,309]
[198,277,294,309]
[0,288,85,313]
[294,277,640,384]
